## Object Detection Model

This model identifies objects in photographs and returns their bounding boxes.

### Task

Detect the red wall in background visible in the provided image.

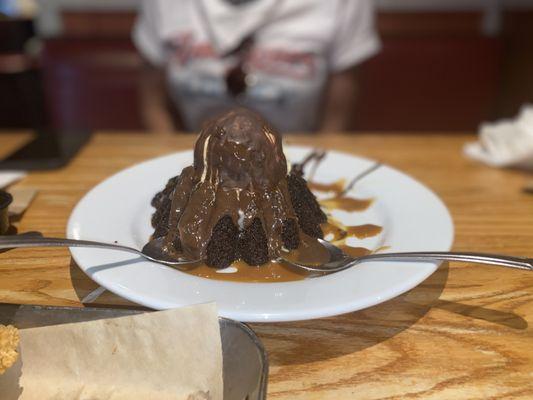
[355,37,501,131]
[33,11,532,132]
[41,38,143,131]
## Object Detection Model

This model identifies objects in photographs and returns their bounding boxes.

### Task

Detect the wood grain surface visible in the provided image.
[1,132,533,399]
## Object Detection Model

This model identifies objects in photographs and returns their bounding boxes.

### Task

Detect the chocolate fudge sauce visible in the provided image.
[159,108,298,261]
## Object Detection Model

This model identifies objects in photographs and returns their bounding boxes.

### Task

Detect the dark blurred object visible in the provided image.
[0,190,13,235]
[0,129,90,170]
[524,181,533,195]
[0,17,33,52]
[0,17,46,129]
[226,62,248,98]
[225,36,254,97]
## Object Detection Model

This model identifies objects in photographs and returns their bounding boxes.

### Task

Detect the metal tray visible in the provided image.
[0,303,268,400]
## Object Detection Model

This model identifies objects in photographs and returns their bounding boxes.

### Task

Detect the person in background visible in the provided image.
[134,0,380,133]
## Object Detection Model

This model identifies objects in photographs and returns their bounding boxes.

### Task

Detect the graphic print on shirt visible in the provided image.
[164,31,327,132]
[166,32,318,80]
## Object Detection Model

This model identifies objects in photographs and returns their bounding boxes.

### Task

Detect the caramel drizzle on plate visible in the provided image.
[320,197,373,212]
[183,171,384,283]
[307,179,346,196]
[184,261,308,283]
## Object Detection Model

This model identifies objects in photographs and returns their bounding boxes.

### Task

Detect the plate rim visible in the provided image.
[67,145,454,322]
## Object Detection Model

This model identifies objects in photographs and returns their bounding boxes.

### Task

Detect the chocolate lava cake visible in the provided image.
[150,108,327,268]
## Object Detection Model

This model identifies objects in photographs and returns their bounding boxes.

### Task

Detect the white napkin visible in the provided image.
[463,104,533,169]
[0,171,26,189]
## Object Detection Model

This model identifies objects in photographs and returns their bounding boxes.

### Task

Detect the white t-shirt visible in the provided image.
[134,0,380,132]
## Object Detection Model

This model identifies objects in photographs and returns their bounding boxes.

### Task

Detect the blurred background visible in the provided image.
[1,0,532,133]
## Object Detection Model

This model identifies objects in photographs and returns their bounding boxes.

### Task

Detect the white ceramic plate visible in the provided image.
[67,146,453,322]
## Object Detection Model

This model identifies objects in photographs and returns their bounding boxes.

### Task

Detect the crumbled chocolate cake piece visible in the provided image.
[151,204,170,238]
[281,218,300,250]
[238,218,269,266]
[206,215,239,269]
[291,150,326,177]
[172,236,182,253]
[287,172,327,238]
[153,226,168,239]
[151,201,170,232]
[151,175,179,209]
[151,175,179,232]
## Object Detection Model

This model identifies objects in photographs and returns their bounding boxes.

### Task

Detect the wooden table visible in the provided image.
[1,132,533,399]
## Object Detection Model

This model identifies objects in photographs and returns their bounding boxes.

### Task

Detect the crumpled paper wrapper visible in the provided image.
[464,104,533,170]
[0,303,223,400]
[0,172,26,190]
[8,188,37,217]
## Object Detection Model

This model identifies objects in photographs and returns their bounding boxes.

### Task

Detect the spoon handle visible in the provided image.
[0,236,141,256]
[356,251,533,271]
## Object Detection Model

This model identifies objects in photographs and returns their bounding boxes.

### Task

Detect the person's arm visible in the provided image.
[320,66,358,132]
[321,0,380,132]
[139,63,175,134]
[133,2,176,133]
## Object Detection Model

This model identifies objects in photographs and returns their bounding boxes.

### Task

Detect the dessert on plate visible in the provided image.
[150,108,327,268]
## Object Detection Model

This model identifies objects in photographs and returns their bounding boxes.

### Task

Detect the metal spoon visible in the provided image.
[284,238,533,273]
[0,162,386,268]
[2,235,531,276]
[0,236,200,267]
